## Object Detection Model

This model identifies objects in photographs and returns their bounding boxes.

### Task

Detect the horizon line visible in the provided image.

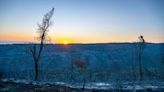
[0,41,164,45]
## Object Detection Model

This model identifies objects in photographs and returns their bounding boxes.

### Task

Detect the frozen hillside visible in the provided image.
[0,43,164,83]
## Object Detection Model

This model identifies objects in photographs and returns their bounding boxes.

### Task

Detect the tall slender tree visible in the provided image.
[138,35,145,81]
[30,8,54,81]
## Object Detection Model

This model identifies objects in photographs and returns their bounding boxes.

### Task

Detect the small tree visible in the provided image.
[30,8,54,81]
[72,59,86,89]
[138,35,145,81]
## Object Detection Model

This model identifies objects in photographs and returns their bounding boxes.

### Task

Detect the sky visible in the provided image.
[0,0,164,43]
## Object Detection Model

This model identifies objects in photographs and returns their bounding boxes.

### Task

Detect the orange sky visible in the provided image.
[1,32,163,44]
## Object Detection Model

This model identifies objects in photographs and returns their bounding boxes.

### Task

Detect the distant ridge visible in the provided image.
[0,41,37,44]
[0,41,163,45]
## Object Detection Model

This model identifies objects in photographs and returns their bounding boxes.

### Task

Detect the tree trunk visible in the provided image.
[139,46,143,81]
[34,40,43,81]
[82,75,86,90]
[34,60,38,81]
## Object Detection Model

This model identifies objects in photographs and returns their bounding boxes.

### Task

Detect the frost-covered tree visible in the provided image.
[138,35,145,81]
[30,8,54,81]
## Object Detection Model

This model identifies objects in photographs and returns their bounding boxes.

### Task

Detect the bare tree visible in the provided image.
[138,35,145,81]
[30,8,54,81]
[72,59,86,90]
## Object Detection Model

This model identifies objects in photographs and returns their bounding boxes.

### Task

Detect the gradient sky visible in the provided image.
[0,0,164,43]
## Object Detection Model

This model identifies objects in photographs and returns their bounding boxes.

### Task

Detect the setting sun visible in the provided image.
[59,39,73,45]
[63,40,68,45]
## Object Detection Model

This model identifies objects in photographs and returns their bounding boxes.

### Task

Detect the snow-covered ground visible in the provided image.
[0,43,164,89]
[1,78,164,90]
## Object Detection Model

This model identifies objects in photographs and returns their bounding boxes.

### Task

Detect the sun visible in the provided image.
[63,40,68,45]
[62,40,73,45]
[57,39,73,44]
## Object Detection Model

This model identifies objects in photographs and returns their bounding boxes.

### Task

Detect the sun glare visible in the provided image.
[63,40,68,45]
[56,39,73,44]
[62,40,73,45]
